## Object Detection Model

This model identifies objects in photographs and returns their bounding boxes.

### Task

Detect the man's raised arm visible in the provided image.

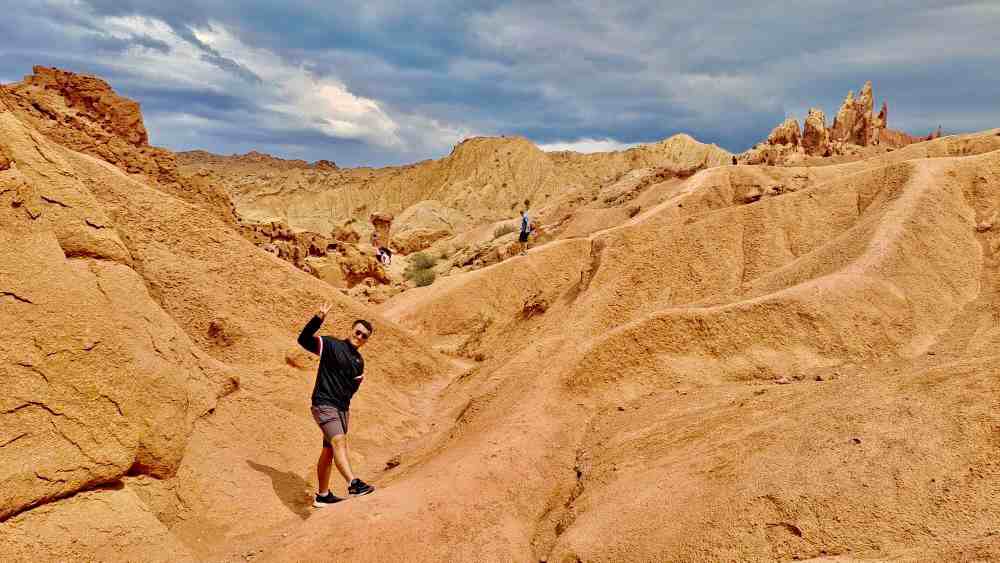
[298,302,332,355]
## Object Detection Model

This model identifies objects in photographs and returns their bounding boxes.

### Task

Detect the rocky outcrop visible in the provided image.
[2,66,173,183]
[325,241,390,286]
[830,81,877,145]
[238,219,329,273]
[331,219,361,244]
[0,101,235,522]
[239,217,391,287]
[880,124,942,147]
[740,81,932,165]
[801,108,830,156]
[179,133,733,238]
[767,118,801,147]
[1,67,237,226]
[390,201,465,255]
[370,211,394,247]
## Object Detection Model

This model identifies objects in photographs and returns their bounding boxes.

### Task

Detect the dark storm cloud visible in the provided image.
[3,0,999,165]
[84,34,171,55]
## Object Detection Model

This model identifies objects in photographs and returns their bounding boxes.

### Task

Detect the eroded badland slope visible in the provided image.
[0,68,449,561]
[2,67,999,562]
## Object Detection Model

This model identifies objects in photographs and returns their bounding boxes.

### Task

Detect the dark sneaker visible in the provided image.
[348,478,375,497]
[312,492,343,508]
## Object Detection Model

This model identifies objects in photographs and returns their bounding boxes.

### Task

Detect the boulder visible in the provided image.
[370,211,394,247]
[767,118,801,146]
[390,201,464,254]
[0,111,231,519]
[327,241,390,286]
[801,108,830,156]
[331,220,361,244]
[239,219,329,272]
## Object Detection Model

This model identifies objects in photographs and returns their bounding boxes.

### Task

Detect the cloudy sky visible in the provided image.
[2,1,998,167]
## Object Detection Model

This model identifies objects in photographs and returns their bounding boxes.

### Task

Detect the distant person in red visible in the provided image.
[298,302,375,507]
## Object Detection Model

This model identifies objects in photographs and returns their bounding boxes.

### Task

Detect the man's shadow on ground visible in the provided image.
[245,460,313,520]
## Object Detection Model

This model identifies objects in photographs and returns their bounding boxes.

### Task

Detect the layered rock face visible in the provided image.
[1,69,389,287]
[2,66,238,225]
[178,133,733,238]
[1,66,447,559]
[390,200,465,255]
[2,66,173,183]
[740,81,939,165]
[0,85,234,522]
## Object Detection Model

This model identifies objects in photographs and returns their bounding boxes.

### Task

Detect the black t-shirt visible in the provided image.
[297,316,365,410]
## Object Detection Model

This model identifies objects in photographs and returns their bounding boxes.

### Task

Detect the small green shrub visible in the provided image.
[493,223,517,239]
[410,268,436,287]
[410,252,436,270]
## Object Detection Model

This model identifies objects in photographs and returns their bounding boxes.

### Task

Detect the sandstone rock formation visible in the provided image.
[767,117,801,146]
[325,240,390,286]
[238,219,329,273]
[830,80,880,145]
[740,81,938,165]
[801,108,830,155]
[370,211,394,246]
[1,68,448,557]
[178,133,732,238]
[390,200,465,255]
[6,66,1000,563]
[331,219,361,244]
[2,66,237,225]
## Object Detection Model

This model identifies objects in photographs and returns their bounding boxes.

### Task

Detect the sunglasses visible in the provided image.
[354,329,371,340]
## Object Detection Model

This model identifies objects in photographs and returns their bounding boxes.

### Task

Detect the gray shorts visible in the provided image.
[311,405,349,447]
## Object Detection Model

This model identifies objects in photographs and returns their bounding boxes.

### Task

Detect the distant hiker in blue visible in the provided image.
[518,208,531,255]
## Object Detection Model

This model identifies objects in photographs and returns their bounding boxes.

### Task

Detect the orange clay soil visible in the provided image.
[2,67,1000,562]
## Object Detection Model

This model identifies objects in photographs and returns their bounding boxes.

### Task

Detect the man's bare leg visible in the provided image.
[330,434,356,484]
[317,446,334,493]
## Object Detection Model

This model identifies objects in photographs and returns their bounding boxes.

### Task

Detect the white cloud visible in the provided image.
[49,13,475,159]
[94,17,404,148]
[539,137,642,153]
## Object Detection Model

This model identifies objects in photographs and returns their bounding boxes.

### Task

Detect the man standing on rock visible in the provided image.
[297,303,376,506]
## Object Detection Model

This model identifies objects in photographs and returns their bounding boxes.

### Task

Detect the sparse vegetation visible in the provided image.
[409,267,436,287]
[493,223,517,239]
[409,251,436,270]
[405,252,437,287]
